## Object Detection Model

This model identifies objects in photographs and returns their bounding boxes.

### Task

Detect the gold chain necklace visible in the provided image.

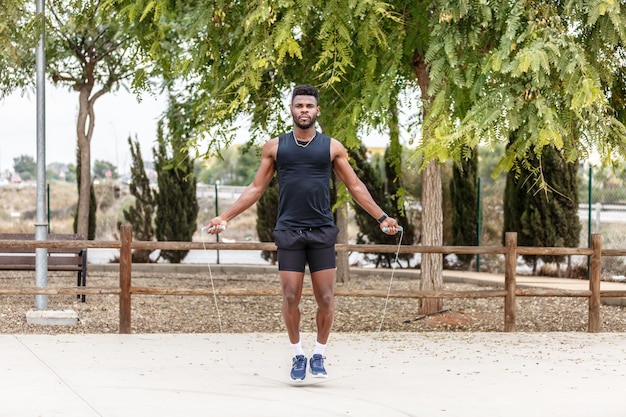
[293,131,317,148]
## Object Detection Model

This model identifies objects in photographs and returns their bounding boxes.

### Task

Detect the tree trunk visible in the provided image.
[420,160,444,314]
[335,202,349,283]
[75,67,96,239]
[413,49,444,314]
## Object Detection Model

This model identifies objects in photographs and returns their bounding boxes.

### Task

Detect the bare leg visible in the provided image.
[280,270,305,344]
[310,268,335,344]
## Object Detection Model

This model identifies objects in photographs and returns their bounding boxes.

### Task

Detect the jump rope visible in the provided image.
[200,225,404,387]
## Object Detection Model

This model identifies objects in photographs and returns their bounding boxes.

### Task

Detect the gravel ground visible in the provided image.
[2,270,626,334]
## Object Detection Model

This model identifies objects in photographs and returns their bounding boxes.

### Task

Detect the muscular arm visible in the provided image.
[204,139,277,232]
[331,139,399,232]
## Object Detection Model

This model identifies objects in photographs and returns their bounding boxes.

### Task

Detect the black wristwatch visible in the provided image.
[376,213,388,224]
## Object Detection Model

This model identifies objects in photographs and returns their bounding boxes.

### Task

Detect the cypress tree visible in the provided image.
[504,142,581,275]
[153,120,199,263]
[383,146,417,266]
[350,144,398,267]
[350,94,416,268]
[522,146,581,271]
[256,176,278,264]
[73,145,96,239]
[503,135,534,245]
[234,145,263,186]
[378,95,416,266]
[449,148,478,268]
[122,136,156,263]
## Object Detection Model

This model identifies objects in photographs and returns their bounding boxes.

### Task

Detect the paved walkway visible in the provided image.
[3,332,626,417]
[5,265,626,416]
[441,270,626,306]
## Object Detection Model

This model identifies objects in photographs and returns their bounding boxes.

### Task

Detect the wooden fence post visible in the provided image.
[588,233,602,333]
[504,232,517,332]
[119,225,132,334]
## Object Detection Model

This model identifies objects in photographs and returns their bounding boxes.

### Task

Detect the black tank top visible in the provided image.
[274,131,335,230]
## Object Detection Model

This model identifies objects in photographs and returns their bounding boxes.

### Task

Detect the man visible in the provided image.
[205,84,400,382]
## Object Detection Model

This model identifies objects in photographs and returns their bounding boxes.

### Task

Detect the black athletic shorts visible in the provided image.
[272,225,339,273]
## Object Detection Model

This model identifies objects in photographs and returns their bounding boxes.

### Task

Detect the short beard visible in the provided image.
[293,114,317,130]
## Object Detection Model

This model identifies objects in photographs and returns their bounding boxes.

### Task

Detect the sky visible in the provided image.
[0,83,394,176]
[0,83,167,175]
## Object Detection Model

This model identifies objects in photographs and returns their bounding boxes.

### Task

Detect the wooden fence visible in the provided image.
[2,225,626,334]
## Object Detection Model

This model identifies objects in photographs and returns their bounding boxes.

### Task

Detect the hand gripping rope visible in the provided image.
[201,225,226,233]
[200,225,226,333]
[378,226,403,332]
[200,224,405,386]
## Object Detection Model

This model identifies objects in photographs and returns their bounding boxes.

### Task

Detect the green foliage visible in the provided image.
[449,148,478,267]
[93,160,118,180]
[350,143,401,265]
[1,0,159,239]
[197,145,262,186]
[383,95,417,262]
[255,176,278,264]
[108,0,433,270]
[580,165,626,205]
[122,136,156,263]
[44,0,153,93]
[65,163,77,183]
[110,0,410,156]
[504,142,581,269]
[1,0,154,96]
[0,0,38,96]
[234,146,263,185]
[426,1,626,175]
[153,109,199,263]
[12,155,36,181]
[383,146,417,264]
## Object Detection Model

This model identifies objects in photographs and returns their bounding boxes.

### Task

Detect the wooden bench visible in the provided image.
[0,233,87,302]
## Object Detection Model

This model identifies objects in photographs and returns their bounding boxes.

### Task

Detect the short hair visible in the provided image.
[291,84,319,103]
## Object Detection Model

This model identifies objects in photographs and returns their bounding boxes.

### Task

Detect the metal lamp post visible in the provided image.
[215,180,220,264]
[34,0,48,309]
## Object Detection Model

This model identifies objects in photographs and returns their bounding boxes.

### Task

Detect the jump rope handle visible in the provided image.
[202,225,226,233]
[382,226,403,233]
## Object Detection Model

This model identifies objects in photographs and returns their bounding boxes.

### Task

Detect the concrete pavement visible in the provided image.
[6,264,625,416]
[441,269,626,306]
[2,332,626,417]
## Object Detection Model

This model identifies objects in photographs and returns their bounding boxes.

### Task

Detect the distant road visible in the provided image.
[196,184,245,201]
[88,248,269,265]
[579,203,626,224]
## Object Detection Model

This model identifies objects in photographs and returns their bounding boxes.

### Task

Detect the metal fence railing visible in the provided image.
[473,164,626,277]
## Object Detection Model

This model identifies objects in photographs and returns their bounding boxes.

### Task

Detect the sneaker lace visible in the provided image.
[311,355,324,367]
[294,356,306,369]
